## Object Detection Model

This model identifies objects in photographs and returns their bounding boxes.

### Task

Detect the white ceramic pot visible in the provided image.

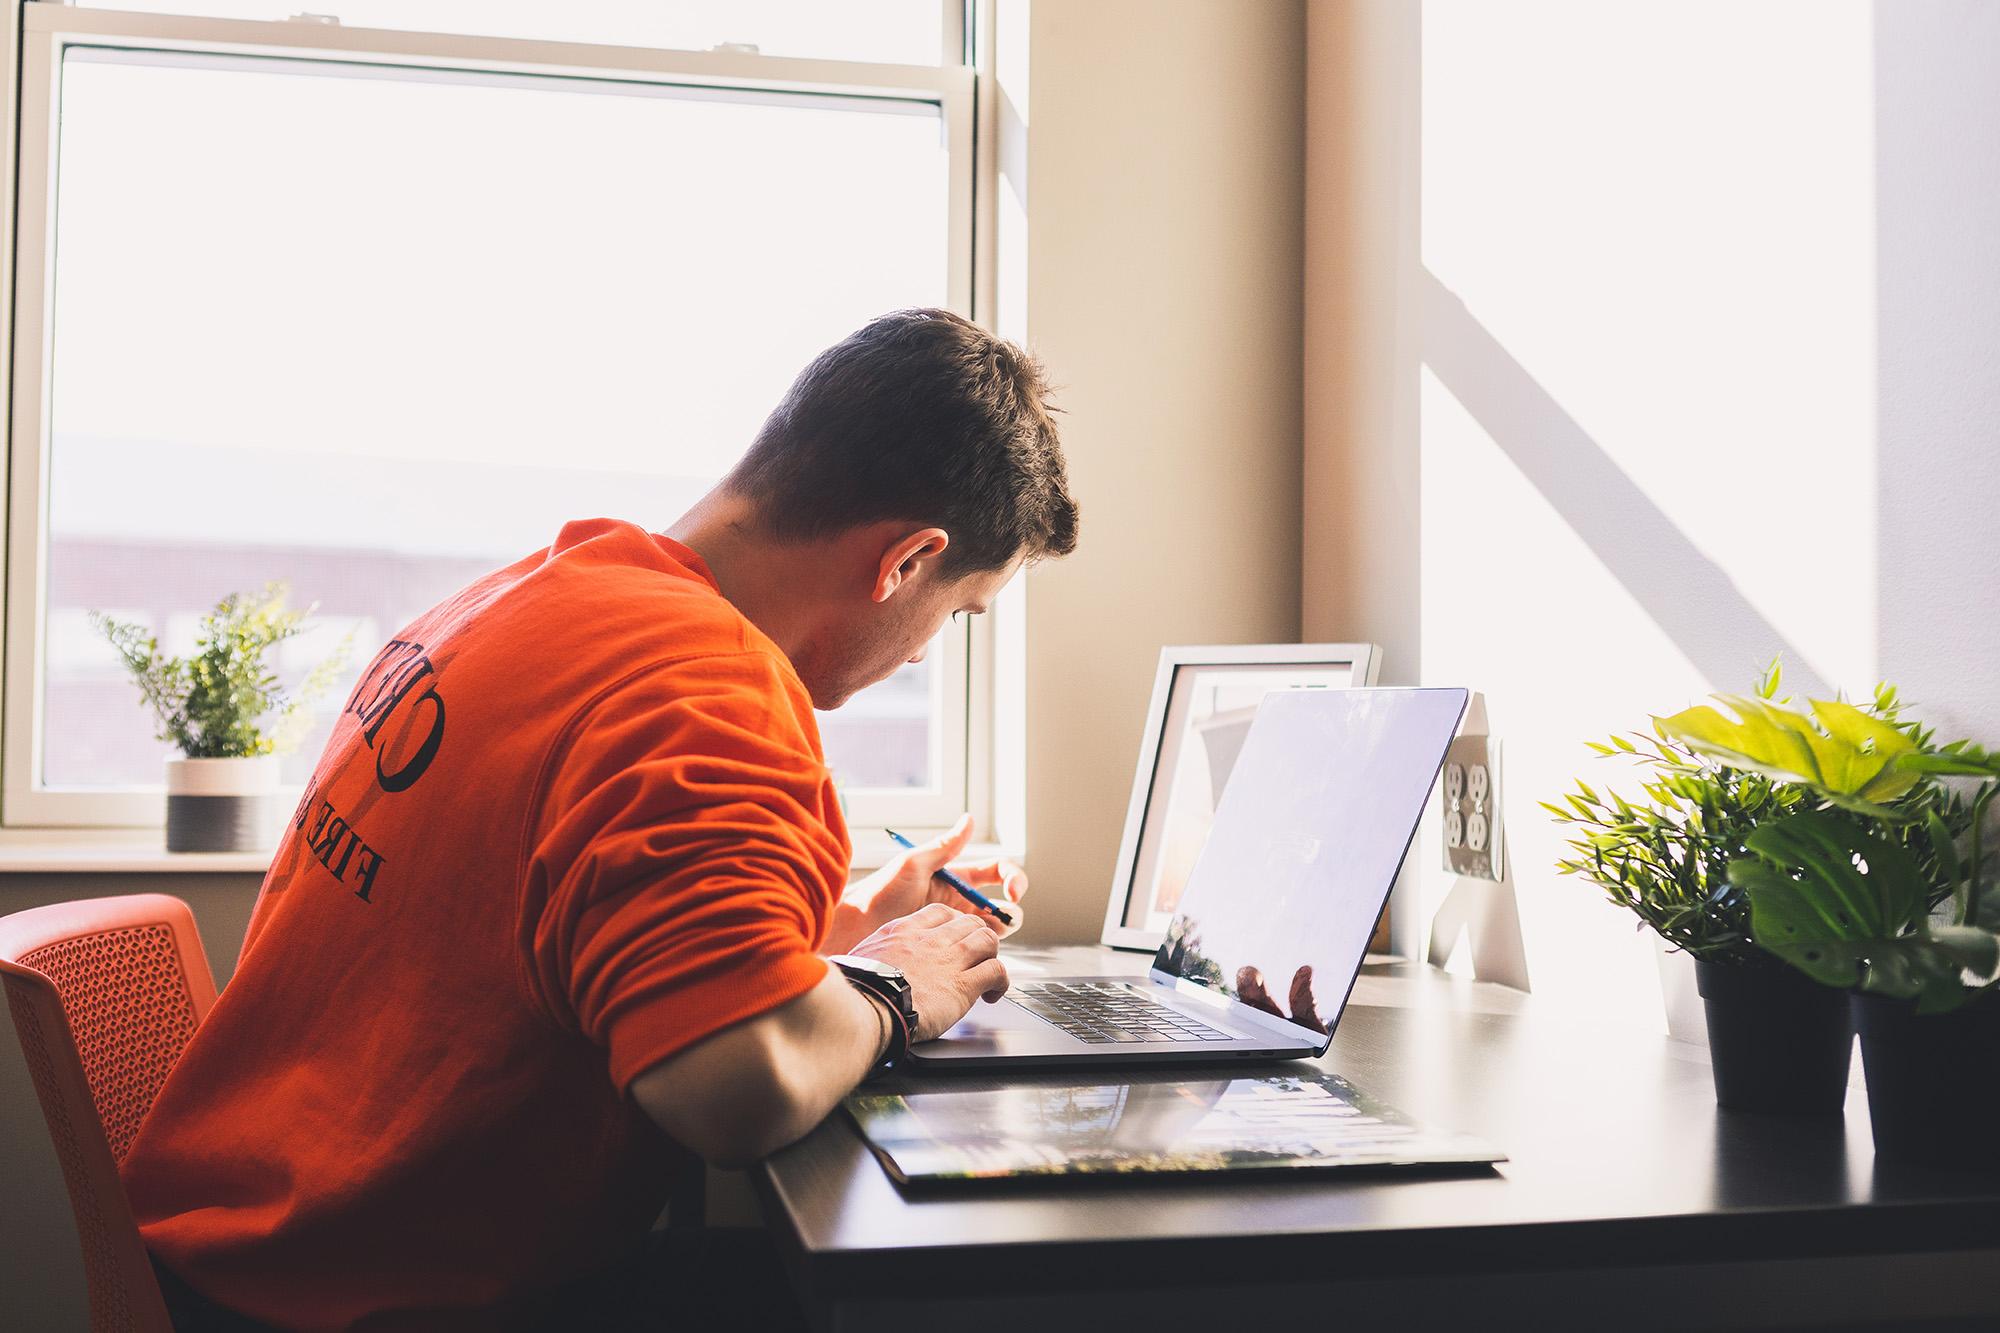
[165,755,281,853]
[1653,934,1709,1046]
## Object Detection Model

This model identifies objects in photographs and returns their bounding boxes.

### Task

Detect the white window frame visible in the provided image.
[0,1,991,840]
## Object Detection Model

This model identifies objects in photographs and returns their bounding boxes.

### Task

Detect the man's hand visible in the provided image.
[823,813,1029,954]
[847,902,1009,1041]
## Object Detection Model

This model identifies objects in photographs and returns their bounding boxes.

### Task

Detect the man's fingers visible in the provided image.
[988,901,1024,938]
[922,813,976,864]
[911,902,957,926]
[953,858,1029,903]
[930,907,991,941]
[966,957,1010,1003]
[956,923,1000,962]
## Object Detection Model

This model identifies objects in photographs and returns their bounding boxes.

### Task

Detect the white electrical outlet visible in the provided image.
[1442,735,1503,880]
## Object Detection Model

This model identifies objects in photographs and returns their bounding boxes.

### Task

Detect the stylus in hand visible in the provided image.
[883,828,1014,926]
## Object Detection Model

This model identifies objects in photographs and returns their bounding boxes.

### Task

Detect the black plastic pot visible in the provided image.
[1694,957,1852,1115]
[1851,988,2000,1166]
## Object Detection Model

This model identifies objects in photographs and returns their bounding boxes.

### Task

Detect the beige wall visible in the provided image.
[1301,0,1419,678]
[1014,0,1308,945]
[1299,1,1426,956]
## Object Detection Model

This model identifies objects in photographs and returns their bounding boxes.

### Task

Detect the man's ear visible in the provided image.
[872,527,950,603]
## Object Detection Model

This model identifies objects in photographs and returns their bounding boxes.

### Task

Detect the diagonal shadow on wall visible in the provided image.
[1420,266,1832,699]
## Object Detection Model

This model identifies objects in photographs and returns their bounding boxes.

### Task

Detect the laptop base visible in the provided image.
[910,976,1320,1069]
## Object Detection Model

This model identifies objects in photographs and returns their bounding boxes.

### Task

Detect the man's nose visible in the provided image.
[908,648,928,665]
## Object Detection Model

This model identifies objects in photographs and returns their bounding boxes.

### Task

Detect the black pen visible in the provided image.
[883,828,1013,924]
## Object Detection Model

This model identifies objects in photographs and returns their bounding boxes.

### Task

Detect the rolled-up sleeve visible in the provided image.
[518,651,851,1092]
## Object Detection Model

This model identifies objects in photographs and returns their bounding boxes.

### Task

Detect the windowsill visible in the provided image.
[0,829,271,873]
[0,829,1025,877]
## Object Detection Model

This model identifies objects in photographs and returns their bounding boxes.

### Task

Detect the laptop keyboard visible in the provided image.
[1010,981,1233,1044]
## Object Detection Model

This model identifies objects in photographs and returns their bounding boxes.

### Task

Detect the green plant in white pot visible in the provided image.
[1544,662,1851,1114]
[93,585,350,853]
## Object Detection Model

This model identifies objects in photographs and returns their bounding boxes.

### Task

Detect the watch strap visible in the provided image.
[852,984,910,1074]
[829,957,914,1072]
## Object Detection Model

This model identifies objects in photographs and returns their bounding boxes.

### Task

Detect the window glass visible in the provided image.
[71,1,955,67]
[43,48,950,791]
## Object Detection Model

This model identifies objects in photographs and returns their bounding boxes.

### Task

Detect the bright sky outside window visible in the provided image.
[43,48,951,793]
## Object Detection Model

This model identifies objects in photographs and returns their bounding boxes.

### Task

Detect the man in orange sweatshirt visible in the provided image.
[121,308,1079,1330]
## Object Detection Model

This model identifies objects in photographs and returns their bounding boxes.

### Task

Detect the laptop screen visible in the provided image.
[1150,687,1468,1047]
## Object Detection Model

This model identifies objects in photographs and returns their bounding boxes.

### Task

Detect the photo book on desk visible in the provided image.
[845,1070,1503,1188]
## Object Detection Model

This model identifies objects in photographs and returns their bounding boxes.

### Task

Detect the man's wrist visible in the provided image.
[828,955,915,1074]
[852,984,897,1069]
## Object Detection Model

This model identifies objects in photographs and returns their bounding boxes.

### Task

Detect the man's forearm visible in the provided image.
[629,967,886,1167]
[752,972,892,1155]
[635,905,1005,1166]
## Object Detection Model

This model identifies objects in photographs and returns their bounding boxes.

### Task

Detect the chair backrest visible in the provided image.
[0,893,219,1333]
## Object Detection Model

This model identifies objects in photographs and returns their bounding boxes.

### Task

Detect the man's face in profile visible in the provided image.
[807,554,1019,711]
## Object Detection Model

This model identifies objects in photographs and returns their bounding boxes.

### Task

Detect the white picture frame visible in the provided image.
[1099,643,1381,952]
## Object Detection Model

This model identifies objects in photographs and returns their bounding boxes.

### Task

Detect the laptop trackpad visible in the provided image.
[942,997,1048,1037]
[917,995,1062,1055]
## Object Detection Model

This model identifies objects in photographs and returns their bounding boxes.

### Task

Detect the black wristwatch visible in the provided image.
[829,954,916,1073]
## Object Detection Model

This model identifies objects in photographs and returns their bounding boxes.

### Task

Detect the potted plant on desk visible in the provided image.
[93,584,349,853]
[1658,685,1999,1165]
[1544,663,1853,1115]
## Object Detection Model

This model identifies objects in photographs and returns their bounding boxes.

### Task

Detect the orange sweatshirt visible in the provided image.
[121,518,850,1329]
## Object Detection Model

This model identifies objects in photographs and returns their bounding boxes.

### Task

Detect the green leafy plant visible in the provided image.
[1656,689,1921,816]
[1543,660,1807,961]
[92,584,351,760]
[1729,811,1998,1012]
[1657,679,2000,1012]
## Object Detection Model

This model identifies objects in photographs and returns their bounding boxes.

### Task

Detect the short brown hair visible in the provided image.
[727,309,1078,576]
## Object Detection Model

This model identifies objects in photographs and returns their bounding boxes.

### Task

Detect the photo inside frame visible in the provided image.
[1119,662,1361,934]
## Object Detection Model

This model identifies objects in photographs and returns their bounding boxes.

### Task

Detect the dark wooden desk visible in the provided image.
[755,947,2000,1332]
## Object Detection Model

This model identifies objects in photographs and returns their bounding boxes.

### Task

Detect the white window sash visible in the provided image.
[2,4,981,833]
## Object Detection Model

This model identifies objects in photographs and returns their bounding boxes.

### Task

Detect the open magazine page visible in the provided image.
[846,1070,1502,1185]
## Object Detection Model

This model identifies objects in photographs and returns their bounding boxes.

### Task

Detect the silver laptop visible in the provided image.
[911,686,1469,1068]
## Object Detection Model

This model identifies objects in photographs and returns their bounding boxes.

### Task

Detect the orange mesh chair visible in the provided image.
[1,893,219,1333]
